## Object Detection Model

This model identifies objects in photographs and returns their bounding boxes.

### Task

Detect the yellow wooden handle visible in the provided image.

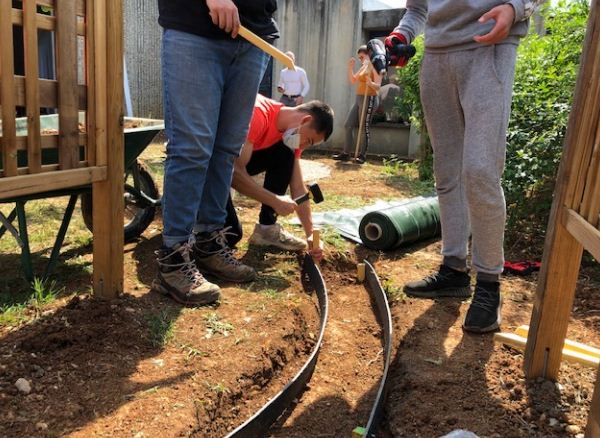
[238,25,295,71]
[312,229,320,252]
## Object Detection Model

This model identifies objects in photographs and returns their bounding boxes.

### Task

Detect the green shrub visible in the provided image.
[394,1,590,245]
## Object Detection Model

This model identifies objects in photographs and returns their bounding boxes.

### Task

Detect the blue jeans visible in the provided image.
[161,29,269,248]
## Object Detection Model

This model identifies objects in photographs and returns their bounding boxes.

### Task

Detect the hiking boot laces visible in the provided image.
[213,227,244,267]
[159,243,206,288]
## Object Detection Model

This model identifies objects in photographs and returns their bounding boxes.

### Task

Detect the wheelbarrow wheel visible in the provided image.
[81,160,159,242]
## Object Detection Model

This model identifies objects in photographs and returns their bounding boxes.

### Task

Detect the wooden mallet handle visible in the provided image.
[312,229,321,256]
[238,25,296,71]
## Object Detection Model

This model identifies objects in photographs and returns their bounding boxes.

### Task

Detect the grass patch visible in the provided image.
[30,277,61,308]
[204,312,234,338]
[313,194,365,212]
[0,304,28,326]
[381,276,407,304]
[179,343,208,360]
[381,156,434,196]
[146,310,177,347]
[321,225,351,254]
[0,277,62,326]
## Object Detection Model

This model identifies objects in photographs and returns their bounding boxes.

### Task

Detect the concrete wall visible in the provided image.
[124,0,163,118]
[273,0,363,150]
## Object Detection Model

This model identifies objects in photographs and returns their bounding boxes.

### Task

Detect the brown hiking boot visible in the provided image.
[193,228,256,283]
[153,242,221,306]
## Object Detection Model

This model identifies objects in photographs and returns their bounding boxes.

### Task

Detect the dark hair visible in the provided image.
[357,45,368,55]
[297,101,335,141]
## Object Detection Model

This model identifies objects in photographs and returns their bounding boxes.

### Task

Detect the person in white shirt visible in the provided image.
[277,51,310,107]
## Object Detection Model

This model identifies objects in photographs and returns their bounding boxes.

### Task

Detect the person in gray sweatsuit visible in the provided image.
[388,0,545,333]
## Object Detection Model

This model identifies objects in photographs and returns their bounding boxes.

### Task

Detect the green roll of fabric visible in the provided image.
[359,196,441,250]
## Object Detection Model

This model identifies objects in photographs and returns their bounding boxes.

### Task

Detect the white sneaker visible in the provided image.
[248,223,307,251]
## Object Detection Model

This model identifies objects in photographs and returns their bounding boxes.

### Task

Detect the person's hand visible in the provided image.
[348,57,356,68]
[307,235,324,262]
[273,195,297,216]
[206,0,240,38]
[295,96,304,105]
[474,4,515,45]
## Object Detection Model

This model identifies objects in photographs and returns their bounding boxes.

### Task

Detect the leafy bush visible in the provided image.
[395,1,590,244]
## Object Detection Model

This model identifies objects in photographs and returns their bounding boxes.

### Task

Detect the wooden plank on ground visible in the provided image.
[56,0,80,170]
[23,0,42,174]
[0,0,18,177]
[0,166,106,200]
[93,0,124,298]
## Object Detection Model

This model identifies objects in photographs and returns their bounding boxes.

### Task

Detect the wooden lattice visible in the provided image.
[0,0,124,297]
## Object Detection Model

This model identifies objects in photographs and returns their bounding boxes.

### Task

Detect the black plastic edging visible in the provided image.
[226,254,329,438]
[363,260,394,438]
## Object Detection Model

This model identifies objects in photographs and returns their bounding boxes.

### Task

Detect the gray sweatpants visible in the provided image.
[343,94,379,156]
[420,44,517,277]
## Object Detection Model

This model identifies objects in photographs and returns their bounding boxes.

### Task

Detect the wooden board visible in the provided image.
[92,0,124,299]
[0,166,106,200]
[56,0,80,170]
[23,0,42,174]
[0,0,18,177]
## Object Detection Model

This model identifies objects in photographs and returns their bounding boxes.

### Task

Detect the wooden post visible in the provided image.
[586,371,600,437]
[92,0,124,298]
[524,0,600,380]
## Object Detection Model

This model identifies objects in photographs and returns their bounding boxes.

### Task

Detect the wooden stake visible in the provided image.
[354,63,373,160]
[238,26,295,70]
[357,263,366,282]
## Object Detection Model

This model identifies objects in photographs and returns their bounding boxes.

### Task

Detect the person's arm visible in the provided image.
[506,0,546,23]
[347,58,358,84]
[232,141,297,216]
[394,0,428,44]
[289,159,323,260]
[206,0,240,37]
[277,69,285,94]
[366,68,383,93]
[300,69,310,98]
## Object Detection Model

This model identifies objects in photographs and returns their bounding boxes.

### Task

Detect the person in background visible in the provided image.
[332,45,382,165]
[226,94,333,258]
[388,0,545,332]
[154,0,278,306]
[277,51,310,107]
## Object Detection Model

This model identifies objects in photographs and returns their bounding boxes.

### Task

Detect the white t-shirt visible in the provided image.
[278,67,310,97]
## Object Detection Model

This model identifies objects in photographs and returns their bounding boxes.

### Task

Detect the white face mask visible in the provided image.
[283,128,301,151]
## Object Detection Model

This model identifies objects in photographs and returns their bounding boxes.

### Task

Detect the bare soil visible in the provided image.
[1,150,599,437]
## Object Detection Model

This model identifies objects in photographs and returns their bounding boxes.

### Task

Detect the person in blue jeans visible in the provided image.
[154,0,278,306]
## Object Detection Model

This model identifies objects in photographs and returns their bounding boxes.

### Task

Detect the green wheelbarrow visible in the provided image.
[0,114,164,281]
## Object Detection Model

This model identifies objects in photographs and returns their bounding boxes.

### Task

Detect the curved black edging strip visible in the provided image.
[363,260,394,438]
[226,254,329,438]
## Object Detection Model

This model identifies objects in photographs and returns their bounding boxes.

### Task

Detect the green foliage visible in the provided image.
[505,1,589,234]
[394,1,590,245]
[146,310,176,347]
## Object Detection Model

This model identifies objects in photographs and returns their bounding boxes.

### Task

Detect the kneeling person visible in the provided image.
[226,94,333,254]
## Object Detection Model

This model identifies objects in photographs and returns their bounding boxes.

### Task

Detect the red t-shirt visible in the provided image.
[247,94,302,158]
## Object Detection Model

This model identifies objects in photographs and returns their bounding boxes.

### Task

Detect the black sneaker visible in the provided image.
[404,265,471,298]
[463,281,502,333]
[332,152,350,161]
[355,154,366,165]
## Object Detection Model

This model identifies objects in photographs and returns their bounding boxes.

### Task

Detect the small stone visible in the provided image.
[15,378,31,394]
[427,321,434,329]
[542,380,556,392]
[575,434,584,438]
[31,365,45,378]
[565,425,581,434]
[35,422,48,431]
[125,307,136,313]
[549,418,559,427]
[555,382,564,392]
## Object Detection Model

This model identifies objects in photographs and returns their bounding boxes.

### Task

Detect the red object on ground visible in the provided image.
[503,261,542,276]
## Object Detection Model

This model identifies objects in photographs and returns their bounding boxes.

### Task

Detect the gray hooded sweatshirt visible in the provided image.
[395,0,545,52]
